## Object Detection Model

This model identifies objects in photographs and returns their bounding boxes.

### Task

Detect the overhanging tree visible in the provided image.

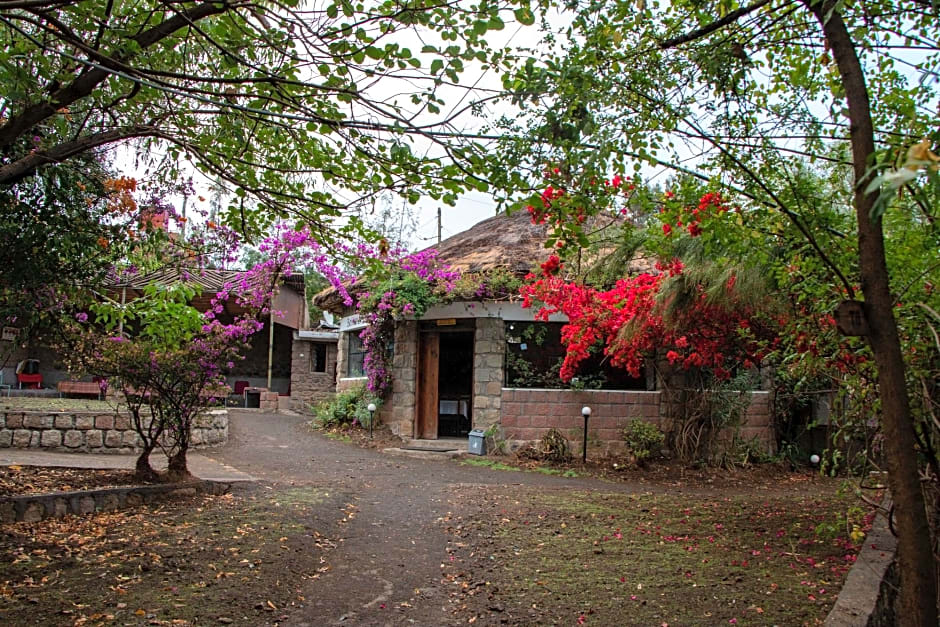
[493,0,939,621]
[0,157,138,368]
[0,0,536,235]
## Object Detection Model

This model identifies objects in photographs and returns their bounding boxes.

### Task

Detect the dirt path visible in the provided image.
[207,411,638,626]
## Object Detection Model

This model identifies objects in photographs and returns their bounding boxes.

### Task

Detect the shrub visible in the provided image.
[314,385,381,429]
[539,428,572,462]
[623,419,665,465]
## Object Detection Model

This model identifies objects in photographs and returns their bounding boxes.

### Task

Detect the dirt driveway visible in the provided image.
[208,411,633,626]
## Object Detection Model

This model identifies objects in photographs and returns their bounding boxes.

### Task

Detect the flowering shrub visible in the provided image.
[523,167,638,252]
[68,222,324,479]
[520,185,780,383]
[656,191,732,239]
[351,248,460,396]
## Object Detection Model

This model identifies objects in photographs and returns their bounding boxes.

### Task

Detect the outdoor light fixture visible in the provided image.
[581,406,592,462]
[367,402,377,439]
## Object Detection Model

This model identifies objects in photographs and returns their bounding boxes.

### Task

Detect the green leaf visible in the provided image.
[514,7,536,26]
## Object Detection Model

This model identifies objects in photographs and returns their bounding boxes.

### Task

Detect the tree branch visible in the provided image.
[0,125,166,184]
[658,0,777,49]
[0,1,236,151]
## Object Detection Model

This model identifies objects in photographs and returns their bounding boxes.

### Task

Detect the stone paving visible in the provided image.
[0,448,254,482]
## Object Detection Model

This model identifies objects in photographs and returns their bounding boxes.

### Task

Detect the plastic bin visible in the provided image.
[468,429,486,456]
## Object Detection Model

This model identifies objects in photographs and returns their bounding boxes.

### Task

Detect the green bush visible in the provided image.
[623,419,665,465]
[313,385,381,429]
[540,428,572,462]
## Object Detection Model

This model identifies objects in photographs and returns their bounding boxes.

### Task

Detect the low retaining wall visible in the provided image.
[0,480,232,523]
[500,388,773,456]
[0,409,228,454]
[824,498,898,627]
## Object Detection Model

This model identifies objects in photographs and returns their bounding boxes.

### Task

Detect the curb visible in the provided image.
[825,497,897,627]
[0,480,236,523]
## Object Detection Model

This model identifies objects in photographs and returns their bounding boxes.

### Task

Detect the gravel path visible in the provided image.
[206,410,633,626]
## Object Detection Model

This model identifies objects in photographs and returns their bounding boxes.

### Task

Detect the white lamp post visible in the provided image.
[581,406,592,462]
[367,402,377,439]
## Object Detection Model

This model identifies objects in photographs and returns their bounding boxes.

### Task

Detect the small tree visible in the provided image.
[69,224,317,480]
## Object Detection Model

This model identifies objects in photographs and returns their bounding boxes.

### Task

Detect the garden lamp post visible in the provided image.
[367,402,377,439]
[581,406,592,462]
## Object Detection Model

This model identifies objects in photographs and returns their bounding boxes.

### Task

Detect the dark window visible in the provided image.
[312,344,327,373]
[505,321,647,390]
[347,332,366,377]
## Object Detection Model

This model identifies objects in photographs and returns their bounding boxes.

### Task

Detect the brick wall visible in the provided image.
[0,409,228,453]
[501,388,773,456]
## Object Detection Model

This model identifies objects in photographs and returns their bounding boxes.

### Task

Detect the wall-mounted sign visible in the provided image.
[339,314,366,332]
[1,327,18,342]
[436,319,457,326]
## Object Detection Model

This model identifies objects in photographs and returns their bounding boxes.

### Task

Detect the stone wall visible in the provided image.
[0,409,228,454]
[0,481,232,523]
[382,321,418,437]
[290,339,337,410]
[472,318,505,431]
[501,388,773,456]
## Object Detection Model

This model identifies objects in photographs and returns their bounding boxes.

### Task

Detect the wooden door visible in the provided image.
[416,332,440,439]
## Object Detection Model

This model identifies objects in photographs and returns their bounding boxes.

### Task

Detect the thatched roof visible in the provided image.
[431,210,551,274]
[313,210,656,312]
[313,211,551,311]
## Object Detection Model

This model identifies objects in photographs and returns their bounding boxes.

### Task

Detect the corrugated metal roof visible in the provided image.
[110,267,305,293]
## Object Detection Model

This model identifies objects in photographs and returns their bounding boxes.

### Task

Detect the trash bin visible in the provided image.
[468,429,486,456]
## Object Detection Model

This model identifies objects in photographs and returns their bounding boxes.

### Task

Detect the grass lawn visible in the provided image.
[443,479,872,626]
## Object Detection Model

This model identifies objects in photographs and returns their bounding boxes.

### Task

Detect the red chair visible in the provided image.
[233,380,250,396]
[17,373,42,389]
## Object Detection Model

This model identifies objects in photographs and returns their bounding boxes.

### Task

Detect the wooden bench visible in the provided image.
[57,381,103,399]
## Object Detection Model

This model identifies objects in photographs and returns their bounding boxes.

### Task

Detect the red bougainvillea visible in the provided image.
[521,257,778,382]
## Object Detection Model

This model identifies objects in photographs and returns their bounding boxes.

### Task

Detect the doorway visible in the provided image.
[416,321,475,439]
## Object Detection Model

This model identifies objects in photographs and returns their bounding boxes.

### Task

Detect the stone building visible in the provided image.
[317,212,777,455]
[289,326,339,410]
[319,212,645,441]
[1,269,308,399]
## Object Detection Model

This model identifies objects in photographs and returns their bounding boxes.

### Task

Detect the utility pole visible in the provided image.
[179,195,187,242]
[437,207,442,244]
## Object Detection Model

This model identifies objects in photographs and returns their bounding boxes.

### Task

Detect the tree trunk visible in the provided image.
[166,447,191,482]
[807,1,938,623]
[133,447,158,483]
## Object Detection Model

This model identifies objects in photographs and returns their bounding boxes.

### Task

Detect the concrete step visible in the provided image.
[401,438,466,452]
[382,447,464,460]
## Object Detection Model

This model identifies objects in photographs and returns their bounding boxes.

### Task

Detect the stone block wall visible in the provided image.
[289,339,338,410]
[258,391,280,411]
[472,318,505,431]
[0,409,228,454]
[500,388,773,456]
[382,321,418,437]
